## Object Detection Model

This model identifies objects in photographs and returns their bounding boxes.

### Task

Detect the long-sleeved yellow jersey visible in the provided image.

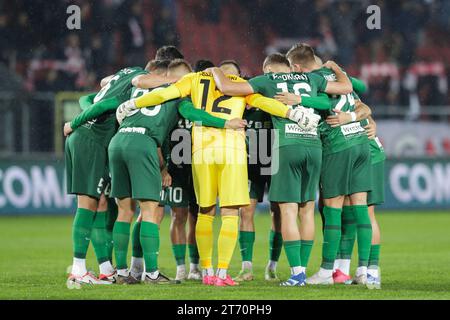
[175,72,249,152]
[134,71,289,153]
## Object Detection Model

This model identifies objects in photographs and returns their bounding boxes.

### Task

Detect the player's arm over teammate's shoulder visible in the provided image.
[126,72,195,109]
[321,61,353,95]
[132,73,179,89]
[207,67,289,119]
[209,67,254,96]
[209,67,321,131]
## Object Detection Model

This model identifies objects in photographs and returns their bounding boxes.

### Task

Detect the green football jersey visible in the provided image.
[121,86,180,147]
[76,66,146,147]
[312,67,369,155]
[248,72,327,148]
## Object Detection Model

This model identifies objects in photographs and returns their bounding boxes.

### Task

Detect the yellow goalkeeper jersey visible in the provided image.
[174,71,248,152]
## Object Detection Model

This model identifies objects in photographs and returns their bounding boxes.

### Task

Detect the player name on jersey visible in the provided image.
[272,73,309,81]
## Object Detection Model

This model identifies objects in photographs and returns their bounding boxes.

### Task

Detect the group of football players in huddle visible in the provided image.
[64,43,384,289]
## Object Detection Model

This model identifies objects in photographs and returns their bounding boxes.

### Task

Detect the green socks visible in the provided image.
[239,231,255,262]
[300,240,314,268]
[72,208,96,259]
[283,240,302,268]
[113,221,131,270]
[188,244,199,264]
[269,230,283,262]
[338,206,357,259]
[140,222,160,273]
[353,205,373,267]
[106,198,118,262]
[321,206,342,270]
[91,211,109,264]
[369,244,380,268]
[131,221,143,258]
[172,244,187,266]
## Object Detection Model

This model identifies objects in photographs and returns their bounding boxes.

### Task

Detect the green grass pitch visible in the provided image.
[0,211,449,300]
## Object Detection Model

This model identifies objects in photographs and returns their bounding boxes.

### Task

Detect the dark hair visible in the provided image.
[263,53,290,70]
[155,46,184,61]
[145,59,170,73]
[219,59,241,76]
[286,43,316,66]
[168,59,193,72]
[194,59,215,72]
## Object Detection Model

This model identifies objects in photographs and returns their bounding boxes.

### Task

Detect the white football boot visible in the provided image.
[130,257,144,280]
[175,266,187,281]
[306,270,334,285]
[67,272,112,289]
[187,269,202,280]
[366,267,381,289]
[352,273,368,285]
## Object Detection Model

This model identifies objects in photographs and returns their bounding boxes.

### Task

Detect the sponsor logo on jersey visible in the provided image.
[119,127,146,134]
[285,123,318,136]
[340,122,365,136]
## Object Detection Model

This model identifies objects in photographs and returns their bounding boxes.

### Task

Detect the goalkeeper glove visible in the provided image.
[288,107,321,131]
[116,99,137,125]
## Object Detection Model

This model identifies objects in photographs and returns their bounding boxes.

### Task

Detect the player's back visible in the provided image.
[249,72,325,148]
[311,67,368,154]
[176,71,248,152]
[75,67,146,147]
[120,86,180,147]
[94,67,147,103]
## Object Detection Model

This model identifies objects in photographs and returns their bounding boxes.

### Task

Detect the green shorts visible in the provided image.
[160,163,197,208]
[65,131,110,199]
[108,132,161,201]
[248,164,270,202]
[321,143,372,199]
[367,160,385,206]
[269,145,322,203]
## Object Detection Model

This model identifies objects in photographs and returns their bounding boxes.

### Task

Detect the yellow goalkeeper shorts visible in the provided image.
[192,146,250,208]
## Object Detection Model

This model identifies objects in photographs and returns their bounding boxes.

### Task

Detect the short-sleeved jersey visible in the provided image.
[120,85,180,147]
[312,67,369,155]
[76,67,147,147]
[174,71,248,152]
[248,72,327,148]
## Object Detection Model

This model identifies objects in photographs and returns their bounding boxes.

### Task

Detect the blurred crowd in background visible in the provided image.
[1,0,450,111]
